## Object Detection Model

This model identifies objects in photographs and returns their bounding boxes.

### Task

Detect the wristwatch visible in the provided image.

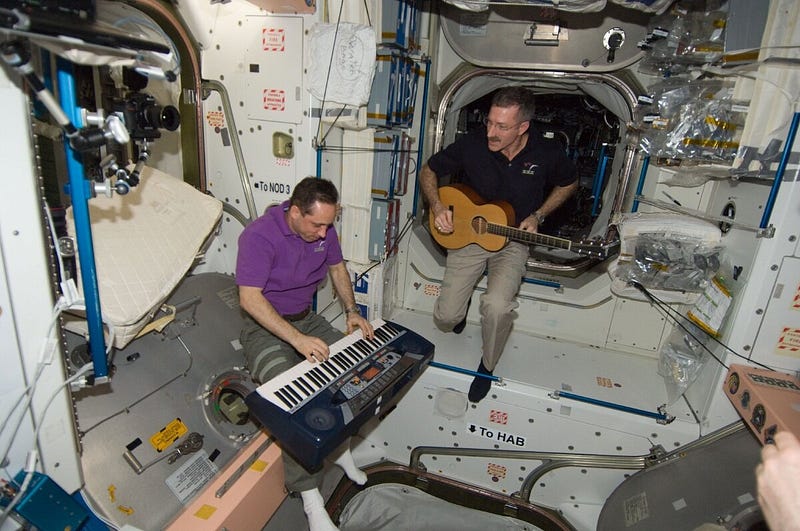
[533,211,546,224]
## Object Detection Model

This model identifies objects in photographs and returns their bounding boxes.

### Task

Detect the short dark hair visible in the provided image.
[290,177,339,215]
[491,87,536,122]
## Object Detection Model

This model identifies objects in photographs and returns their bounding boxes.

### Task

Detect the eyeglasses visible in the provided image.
[482,117,522,132]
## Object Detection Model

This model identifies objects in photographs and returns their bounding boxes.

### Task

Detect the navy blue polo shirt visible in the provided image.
[427,128,577,226]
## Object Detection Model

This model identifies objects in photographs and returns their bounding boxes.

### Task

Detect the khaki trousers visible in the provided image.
[433,241,528,371]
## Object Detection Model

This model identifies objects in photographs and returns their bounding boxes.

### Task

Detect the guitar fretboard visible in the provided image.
[487,222,573,251]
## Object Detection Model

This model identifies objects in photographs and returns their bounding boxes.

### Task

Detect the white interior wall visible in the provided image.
[0,65,82,495]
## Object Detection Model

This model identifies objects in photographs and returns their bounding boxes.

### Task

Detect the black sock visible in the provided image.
[468,361,493,402]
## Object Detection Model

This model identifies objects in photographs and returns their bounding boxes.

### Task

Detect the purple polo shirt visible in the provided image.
[235,200,343,315]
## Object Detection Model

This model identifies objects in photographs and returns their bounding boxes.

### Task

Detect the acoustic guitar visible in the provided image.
[429,184,617,259]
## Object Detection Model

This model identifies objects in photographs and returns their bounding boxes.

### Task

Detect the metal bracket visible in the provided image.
[523,22,561,46]
[215,436,273,498]
[634,195,772,238]
[123,432,204,475]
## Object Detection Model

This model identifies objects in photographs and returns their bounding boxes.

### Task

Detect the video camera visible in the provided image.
[113,92,180,140]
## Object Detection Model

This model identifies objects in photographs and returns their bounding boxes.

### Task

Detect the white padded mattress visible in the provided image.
[66,166,222,348]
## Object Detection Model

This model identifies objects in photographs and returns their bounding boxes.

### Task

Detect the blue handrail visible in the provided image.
[631,155,650,213]
[57,59,109,379]
[412,56,431,215]
[429,361,500,382]
[591,144,610,217]
[760,111,800,229]
[522,277,561,289]
[554,389,672,422]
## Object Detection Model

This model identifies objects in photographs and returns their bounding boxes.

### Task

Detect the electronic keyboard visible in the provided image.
[245,319,434,471]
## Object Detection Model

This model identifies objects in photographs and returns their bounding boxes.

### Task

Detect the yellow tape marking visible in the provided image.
[194,504,217,520]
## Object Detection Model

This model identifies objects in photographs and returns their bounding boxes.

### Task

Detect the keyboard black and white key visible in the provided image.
[256,319,401,412]
[245,319,434,472]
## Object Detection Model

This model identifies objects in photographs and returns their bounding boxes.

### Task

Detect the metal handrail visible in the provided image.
[201,80,257,223]
[409,421,746,502]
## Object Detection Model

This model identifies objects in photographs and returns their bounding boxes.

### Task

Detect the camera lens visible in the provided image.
[142,103,180,132]
[159,105,181,131]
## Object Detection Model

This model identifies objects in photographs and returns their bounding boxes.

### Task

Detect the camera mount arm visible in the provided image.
[128,142,150,188]
[0,39,125,152]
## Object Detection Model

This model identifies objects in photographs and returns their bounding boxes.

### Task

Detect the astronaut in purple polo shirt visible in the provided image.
[236,193,343,323]
[236,177,373,531]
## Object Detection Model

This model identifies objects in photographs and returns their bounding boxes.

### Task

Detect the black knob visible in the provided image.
[751,404,766,431]
[607,34,623,63]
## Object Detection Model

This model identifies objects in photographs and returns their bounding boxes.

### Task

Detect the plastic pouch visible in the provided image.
[621,234,722,293]
[658,325,708,405]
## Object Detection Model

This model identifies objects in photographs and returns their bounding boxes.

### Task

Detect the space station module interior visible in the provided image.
[1,0,800,530]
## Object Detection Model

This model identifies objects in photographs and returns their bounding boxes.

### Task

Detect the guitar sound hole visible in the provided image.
[471,216,487,235]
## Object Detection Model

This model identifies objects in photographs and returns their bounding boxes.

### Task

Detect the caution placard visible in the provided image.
[262,28,285,52]
[263,89,286,112]
[206,111,224,128]
[488,409,508,425]
[150,418,188,452]
[793,283,800,310]
[776,327,800,357]
[486,462,507,480]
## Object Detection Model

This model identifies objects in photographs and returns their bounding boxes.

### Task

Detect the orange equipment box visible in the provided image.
[166,432,286,530]
[724,363,800,445]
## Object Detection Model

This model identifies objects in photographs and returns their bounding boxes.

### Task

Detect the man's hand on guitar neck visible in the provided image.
[519,212,542,233]
[432,201,454,234]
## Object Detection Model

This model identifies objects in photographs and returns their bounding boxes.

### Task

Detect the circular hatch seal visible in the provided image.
[200,368,261,443]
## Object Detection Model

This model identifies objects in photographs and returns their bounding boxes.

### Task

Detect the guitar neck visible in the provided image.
[487,222,573,251]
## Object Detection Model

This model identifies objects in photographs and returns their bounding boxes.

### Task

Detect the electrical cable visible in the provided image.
[46,196,118,360]
[0,366,45,466]
[0,464,33,526]
[630,280,774,372]
[319,104,348,140]
[322,213,415,319]
[43,200,67,287]
[314,0,374,145]
[630,280,728,370]
[0,300,68,467]
[0,362,93,526]
[690,63,799,139]
[361,0,372,27]
[314,1,345,147]
[79,334,194,436]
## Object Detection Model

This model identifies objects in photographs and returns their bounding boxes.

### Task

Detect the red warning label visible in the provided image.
[206,110,224,128]
[487,462,507,480]
[489,409,508,425]
[423,284,440,297]
[777,327,800,355]
[792,283,800,310]
[262,28,285,51]
[263,89,286,111]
